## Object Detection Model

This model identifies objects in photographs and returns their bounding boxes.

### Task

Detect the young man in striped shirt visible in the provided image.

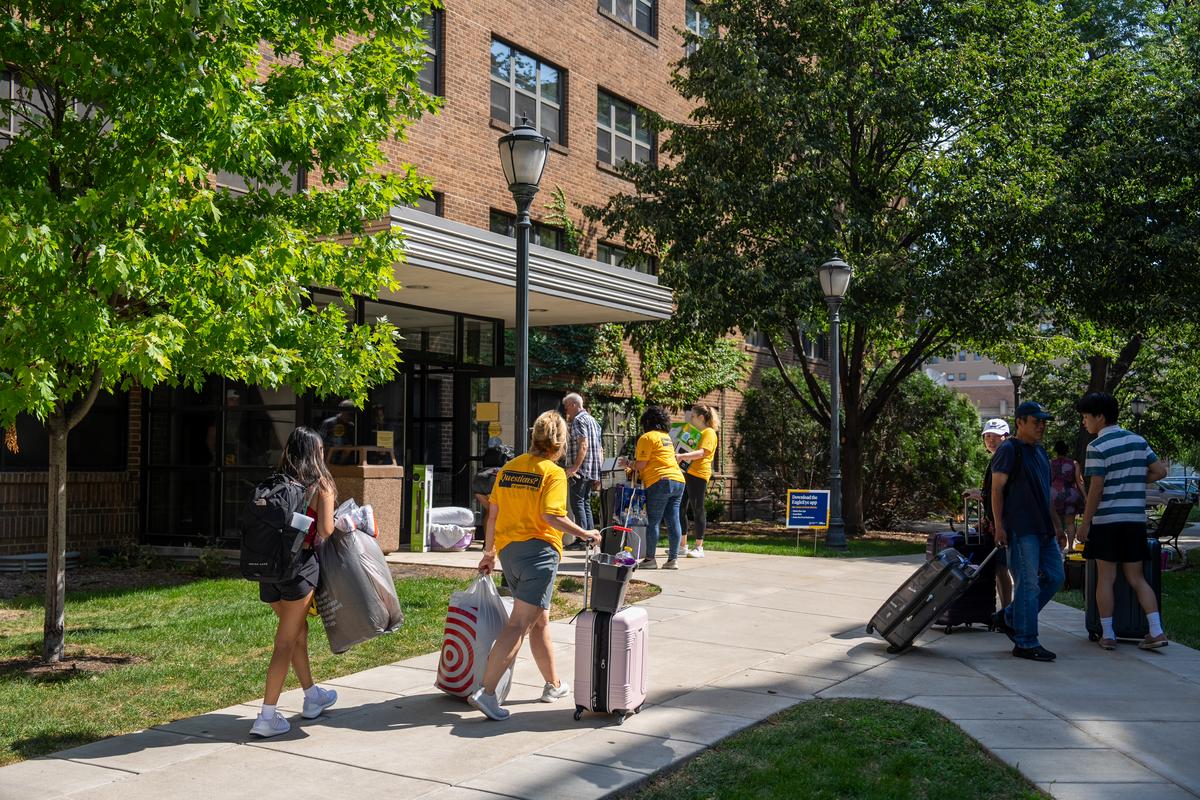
[1076,392,1169,650]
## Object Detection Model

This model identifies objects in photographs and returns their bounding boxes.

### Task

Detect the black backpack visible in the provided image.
[239,474,311,583]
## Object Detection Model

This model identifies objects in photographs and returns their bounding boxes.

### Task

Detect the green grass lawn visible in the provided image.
[1055,563,1199,650]
[0,572,470,766]
[628,698,1045,800]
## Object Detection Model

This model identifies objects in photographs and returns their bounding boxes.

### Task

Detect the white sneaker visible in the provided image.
[249,712,291,738]
[540,682,569,703]
[301,686,338,719]
[468,688,510,720]
[687,547,705,558]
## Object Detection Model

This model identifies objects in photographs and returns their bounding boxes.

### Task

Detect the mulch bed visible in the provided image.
[0,647,146,680]
[706,520,929,543]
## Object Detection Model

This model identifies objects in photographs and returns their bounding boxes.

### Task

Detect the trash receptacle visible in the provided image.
[326,446,404,554]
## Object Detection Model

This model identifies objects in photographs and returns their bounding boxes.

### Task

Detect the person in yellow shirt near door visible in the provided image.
[631,405,686,570]
[676,405,720,558]
[468,411,600,721]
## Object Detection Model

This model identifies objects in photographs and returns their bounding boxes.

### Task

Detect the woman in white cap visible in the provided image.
[965,418,1014,608]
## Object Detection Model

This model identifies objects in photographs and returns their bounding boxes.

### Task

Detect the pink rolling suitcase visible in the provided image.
[573,607,648,724]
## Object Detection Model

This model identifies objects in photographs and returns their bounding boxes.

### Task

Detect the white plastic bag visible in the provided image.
[435,575,514,702]
[333,498,377,538]
[315,529,404,654]
[429,523,474,552]
[429,506,474,527]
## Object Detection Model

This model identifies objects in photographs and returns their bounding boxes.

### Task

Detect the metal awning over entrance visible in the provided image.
[386,206,674,326]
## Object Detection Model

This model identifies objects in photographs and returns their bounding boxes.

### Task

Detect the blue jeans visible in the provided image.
[643,479,684,560]
[569,477,594,530]
[1003,533,1065,649]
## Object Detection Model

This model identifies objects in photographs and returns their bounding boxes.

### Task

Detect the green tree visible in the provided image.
[0,0,438,661]
[735,369,985,527]
[596,0,1080,534]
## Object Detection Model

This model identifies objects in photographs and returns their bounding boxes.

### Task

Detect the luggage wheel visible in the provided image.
[573,707,585,721]
[617,713,627,726]
[943,625,954,634]
[1088,632,1100,642]
[886,643,911,655]
[865,624,875,635]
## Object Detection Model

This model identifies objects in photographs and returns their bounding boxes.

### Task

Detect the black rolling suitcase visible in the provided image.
[867,547,999,653]
[924,499,996,632]
[1085,537,1162,642]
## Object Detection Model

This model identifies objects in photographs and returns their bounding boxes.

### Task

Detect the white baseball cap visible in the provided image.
[982,418,1010,436]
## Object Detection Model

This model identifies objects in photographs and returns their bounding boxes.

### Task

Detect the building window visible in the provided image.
[214,165,305,195]
[0,71,12,147]
[0,391,129,471]
[601,0,656,36]
[490,39,564,145]
[413,191,443,216]
[801,333,828,361]
[973,353,981,361]
[684,0,711,54]
[597,91,653,167]
[744,330,768,348]
[597,242,657,275]
[928,356,939,364]
[489,210,567,252]
[958,351,967,361]
[946,374,955,382]
[418,12,443,96]
[959,373,967,381]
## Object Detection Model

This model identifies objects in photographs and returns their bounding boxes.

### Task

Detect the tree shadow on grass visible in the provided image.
[0,644,145,685]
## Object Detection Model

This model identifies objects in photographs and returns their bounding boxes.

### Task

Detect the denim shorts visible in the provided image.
[498,538,560,609]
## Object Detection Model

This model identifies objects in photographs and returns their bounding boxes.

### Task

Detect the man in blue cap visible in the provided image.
[990,401,1064,661]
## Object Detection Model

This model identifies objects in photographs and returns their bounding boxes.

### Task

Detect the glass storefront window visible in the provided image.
[310,289,358,324]
[365,301,455,359]
[462,317,497,365]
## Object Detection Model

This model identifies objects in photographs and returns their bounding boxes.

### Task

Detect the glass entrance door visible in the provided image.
[407,365,457,510]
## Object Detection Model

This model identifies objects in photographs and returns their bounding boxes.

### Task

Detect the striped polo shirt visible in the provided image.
[1084,425,1158,525]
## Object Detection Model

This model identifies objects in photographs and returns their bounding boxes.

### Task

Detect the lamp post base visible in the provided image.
[824,519,848,551]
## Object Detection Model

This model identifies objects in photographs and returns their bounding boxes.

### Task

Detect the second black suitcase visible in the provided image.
[1084,538,1162,641]
[925,500,996,632]
[867,547,998,653]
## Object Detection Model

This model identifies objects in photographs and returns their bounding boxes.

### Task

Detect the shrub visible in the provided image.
[734,369,986,527]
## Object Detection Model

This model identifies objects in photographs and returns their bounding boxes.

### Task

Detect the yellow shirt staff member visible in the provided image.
[469,411,600,721]
[630,405,686,570]
[675,404,720,558]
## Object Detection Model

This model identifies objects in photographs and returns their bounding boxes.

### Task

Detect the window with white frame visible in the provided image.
[601,0,655,36]
[489,210,567,252]
[684,0,711,54]
[597,242,656,275]
[490,40,564,145]
[596,91,652,167]
[418,12,443,95]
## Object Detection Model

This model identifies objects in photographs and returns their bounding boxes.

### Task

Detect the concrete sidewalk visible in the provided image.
[3,549,1198,800]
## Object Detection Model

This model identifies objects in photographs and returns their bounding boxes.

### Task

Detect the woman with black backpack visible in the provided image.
[250,427,339,738]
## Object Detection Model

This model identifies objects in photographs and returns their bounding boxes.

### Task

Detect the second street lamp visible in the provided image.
[817,257,852,551]
[1007,362,1027,411]
[497,117,550,455]
[1131,397,1148,433]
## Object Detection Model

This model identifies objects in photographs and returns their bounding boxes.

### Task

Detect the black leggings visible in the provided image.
[681,473,708,542]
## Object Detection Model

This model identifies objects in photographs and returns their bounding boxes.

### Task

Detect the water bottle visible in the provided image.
[616,546,637,567]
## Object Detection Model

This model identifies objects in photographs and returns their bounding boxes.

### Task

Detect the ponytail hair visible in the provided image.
[694,404,720,432]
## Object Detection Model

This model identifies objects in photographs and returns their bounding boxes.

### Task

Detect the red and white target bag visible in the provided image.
[436,575,514,702]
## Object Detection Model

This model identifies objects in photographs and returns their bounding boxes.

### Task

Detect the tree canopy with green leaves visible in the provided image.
[0,0,439,661]
[595,0,1081,534]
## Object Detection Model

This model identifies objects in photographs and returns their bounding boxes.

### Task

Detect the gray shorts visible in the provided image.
[498,538,560,609]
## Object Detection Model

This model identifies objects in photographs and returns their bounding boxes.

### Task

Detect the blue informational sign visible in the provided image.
[786,489,830,529]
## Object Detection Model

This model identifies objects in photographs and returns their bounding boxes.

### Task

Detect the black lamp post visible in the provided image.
[1007,362,1027,411]
[497,117,550,455]
[817,257,852,550]
[1131,397,1147,433]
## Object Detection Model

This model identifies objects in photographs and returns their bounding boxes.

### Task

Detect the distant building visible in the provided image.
[924,351,1016,422]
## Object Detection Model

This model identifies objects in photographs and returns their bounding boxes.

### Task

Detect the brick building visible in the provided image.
[4,0,774,556]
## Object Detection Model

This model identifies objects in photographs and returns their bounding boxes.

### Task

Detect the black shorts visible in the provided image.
[1084,522,1149,563]
[259,549,320,603]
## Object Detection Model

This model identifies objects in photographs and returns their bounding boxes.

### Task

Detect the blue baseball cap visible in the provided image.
[1015,401,1054,421]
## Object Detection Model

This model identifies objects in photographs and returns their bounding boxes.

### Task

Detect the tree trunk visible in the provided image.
[840,423,867,537]
[42,413,68,663]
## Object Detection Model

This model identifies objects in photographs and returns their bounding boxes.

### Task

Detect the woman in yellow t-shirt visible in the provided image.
[676,404,720,559]
[632,405,686,569]
[468,411,601,721]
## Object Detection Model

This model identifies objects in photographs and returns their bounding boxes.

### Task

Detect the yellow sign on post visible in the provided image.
[476,402,500,423]
[488,421,502,437]
[376,430,394,449]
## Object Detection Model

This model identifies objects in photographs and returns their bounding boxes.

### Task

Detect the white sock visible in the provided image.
[303,685,322,701]
[1148,612,1163,637]
[1101,617,1115,640]
[259,703,277,720]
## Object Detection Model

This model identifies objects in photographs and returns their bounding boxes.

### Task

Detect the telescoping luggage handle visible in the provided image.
[963,496,986,546]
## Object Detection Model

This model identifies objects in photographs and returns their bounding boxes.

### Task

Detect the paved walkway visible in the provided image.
[3,549,1199,800]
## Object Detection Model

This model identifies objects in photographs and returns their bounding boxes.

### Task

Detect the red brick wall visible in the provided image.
[0,392,142,556]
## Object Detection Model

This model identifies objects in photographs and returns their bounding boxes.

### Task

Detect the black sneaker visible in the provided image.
[993,611,1016,643]
[1012,645,1056,662]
